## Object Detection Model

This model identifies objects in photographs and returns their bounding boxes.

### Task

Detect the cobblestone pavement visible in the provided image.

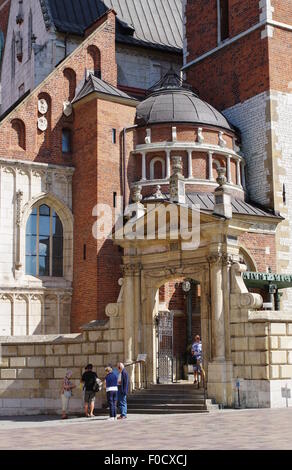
[0,408,292,450]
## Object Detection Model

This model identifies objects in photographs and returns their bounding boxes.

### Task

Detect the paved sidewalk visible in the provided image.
[0,408,292,450]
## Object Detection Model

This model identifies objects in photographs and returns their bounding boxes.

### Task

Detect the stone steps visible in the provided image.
[125,383,217,415]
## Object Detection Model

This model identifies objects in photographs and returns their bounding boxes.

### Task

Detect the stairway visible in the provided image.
[127,383,218,415]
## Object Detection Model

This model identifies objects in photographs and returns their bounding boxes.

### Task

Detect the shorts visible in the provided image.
[193,362,202,372]
[84,391,96,404]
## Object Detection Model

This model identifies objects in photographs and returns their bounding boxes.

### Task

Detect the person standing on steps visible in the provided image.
[81,364,97,418]
[191,335,203,385]
[117,362,129,420]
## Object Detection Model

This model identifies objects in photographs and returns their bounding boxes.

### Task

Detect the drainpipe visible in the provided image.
[122,125,138,211]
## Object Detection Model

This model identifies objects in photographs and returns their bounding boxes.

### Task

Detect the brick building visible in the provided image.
[0,1,292,413]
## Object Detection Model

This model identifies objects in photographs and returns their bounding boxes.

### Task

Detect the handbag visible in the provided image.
[92,377,103,393]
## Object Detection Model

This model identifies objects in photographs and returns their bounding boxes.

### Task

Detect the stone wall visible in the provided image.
[0,316,124,416]
[231,312,292,407]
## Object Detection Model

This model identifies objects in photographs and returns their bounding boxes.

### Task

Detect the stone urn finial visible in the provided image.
[132,184,143,203]
[172,156,183,176]
[216,167,227,187]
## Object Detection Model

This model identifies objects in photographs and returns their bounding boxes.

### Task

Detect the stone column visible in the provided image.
[207,252,234,407]
[134,267,142,389]
[241,161,246,189]
[208,152,214,181]
[187,150,193,179]
[236,160,241,186]
[141,152,146,181]
[166,150,171,179]
[226,156,231,183]
[123,265,136,366]
[208,254,225,361]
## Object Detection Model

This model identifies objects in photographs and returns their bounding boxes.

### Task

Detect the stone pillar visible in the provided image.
[166,150,171,179]
[208,254,225,361]
[207,253,234,407]
[123,266,136,366]
[141,152,146,181]
[187,150,193,179]
[241,161,246,189]
[226,156,231,183]
[236,160,241,186]
[134,268,142,389]
[208,152,214,181]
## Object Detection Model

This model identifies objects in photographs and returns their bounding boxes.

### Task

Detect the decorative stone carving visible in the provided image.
[219,131,227,148]
[145,128,151,144]
[45,172,53,192]
[230,263,263,322]
[105,278,124,318]
[152,185,163,199]
[132,185,142,203]
[38,99,48,115]
[16,190,23,227]
[216,167,227,187]
[172,126,177,142]
[63,101,73,117]
[169,156,185,204]
[197,127,204,144]
[38,116,48,131]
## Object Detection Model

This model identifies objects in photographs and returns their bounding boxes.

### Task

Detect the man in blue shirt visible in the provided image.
[191,335,203,384]
[117,362,129,420]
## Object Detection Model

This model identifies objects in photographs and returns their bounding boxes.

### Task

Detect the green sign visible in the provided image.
[243,272,292,289]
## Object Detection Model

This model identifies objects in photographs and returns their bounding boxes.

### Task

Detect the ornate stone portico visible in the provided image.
[112,195,262,406]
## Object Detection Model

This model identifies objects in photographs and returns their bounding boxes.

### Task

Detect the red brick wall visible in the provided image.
[0,0,11,40]
[0,11,117,163]
[269,28,292,93]
[186,28,270,111]
[272,0,292,24]
[239,232,277,272]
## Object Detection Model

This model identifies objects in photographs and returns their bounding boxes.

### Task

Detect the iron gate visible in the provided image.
[156,311,174,383]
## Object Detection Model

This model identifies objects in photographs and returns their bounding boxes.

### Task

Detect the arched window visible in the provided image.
[26,204,63,277]
[150,157,166,180]
[62,128,72,153]
[11,119,26,150]
[87,45,101,78]
[63,68,76,101]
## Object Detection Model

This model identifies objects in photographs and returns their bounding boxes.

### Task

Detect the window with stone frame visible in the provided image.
[11,32,15,78]
[28,9,33,58]
[62,128,72,153]
[218,0,229,43]
[26,204,63,278]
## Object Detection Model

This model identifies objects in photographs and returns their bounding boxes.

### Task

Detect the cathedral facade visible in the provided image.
[0,1,292,414]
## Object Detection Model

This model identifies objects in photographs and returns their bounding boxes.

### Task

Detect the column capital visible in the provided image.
[122,263,141,277]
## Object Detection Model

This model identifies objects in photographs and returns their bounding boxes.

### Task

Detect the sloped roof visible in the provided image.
[143,191,282,220]
[186,193,283,220]
[45,0,183,52]
[72,74,137,104]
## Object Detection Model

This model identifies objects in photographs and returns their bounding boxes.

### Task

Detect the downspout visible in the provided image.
[122,125,138,211]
